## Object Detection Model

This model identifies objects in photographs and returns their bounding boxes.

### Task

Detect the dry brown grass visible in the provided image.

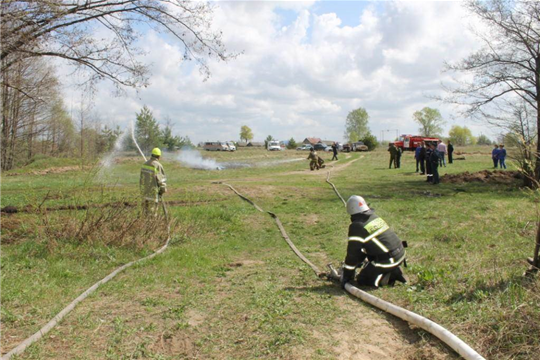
[38,200,176,251]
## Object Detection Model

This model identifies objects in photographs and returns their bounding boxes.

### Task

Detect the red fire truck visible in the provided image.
[393,135,440,151]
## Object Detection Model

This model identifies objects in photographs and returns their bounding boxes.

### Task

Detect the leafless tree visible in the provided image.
[0,0,234,89]
[1,0,234,170]
[493,101,537,187]
[442,0,540,185]
[1,56,61,169]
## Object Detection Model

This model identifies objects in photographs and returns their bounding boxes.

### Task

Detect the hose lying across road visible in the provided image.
[220,168,485,360]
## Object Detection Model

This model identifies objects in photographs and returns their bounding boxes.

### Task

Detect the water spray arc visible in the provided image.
[132,121,147,161]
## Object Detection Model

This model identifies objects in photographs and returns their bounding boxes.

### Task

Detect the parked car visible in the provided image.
[342,143,352,152]
[296,145,313,151]
[267,140,282,151]
[313,143,329,151]
[226,142,236,151]
[352,141,369,151]
[203,142,229,151]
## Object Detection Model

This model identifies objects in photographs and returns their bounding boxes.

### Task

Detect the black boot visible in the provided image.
[378,272,393,287]
[389,267,408,286]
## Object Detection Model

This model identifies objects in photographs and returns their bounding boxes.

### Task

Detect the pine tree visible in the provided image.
[135,106,162,155]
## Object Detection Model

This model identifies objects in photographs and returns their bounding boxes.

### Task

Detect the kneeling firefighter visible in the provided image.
[341,195,407,288]
[307,149,320,171]
[140,147,167,216]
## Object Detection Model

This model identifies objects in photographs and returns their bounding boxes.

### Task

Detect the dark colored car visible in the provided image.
[313,143,329,151]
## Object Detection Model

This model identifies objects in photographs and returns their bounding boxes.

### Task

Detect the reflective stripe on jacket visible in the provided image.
[343,211,405,277]
[140,158,166,202]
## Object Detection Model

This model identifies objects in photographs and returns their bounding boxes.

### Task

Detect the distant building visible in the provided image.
[247,141,265,147]
[237,142,248,147]
[320,140,335,146]
[303,137,321,145]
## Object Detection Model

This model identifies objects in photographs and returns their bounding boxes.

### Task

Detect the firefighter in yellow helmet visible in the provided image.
[140,148,167,216]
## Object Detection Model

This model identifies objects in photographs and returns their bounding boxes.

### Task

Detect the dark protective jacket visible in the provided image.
[429,149,440,166]
[419,146,426,160]
[425,147,433,161]
[342,211,405,280]
[447,144,454,154]
[140,157,167,202]
[388,145,398,157]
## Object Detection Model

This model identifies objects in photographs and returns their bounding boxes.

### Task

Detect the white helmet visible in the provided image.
[346,195,370,215]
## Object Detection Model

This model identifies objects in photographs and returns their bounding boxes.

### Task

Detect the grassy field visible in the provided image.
[1,146,539,359]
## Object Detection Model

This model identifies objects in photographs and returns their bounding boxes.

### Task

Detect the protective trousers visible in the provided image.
[356,263,406,287]
[432,163,439,184]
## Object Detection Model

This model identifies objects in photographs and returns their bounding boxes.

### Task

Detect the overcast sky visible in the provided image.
[62,0,498,144]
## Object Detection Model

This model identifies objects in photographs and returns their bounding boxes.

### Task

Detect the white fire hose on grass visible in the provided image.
[218,171,485,360]
[1,130,171,360]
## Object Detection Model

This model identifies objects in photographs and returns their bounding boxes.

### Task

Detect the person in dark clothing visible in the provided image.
[341,195,407,289]
[492,144,499,168]
[498,144,507,169]
[396,146,402,168]
[429,143,440,184]
[447,141,454,164]
[415,143,425,173]
[388,143,398,169]
[331,142,338,161]
[425,142,433,182]
[419,143,426,174]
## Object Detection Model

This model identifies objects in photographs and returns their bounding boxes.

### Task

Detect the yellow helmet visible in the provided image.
[151,148,161,157]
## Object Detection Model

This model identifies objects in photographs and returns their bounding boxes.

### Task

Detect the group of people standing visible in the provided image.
[491,144,507,169]
[421,140,453,185]
[389,140,454,185]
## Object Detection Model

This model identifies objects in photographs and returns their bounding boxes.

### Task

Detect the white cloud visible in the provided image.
[61,0,499,144]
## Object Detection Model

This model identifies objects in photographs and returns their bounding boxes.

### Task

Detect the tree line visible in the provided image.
[0,58,125,170]
[1,0,231,170]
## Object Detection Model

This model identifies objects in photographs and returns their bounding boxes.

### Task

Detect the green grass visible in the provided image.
[1,146,539,359]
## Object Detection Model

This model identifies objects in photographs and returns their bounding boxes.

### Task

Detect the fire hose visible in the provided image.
[1,130,171,360]
[219,172,485,360]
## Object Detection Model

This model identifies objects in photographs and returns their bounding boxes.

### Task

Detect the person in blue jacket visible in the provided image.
[498,144,507,169]
[415,143,425,173]
[492,144,500,168]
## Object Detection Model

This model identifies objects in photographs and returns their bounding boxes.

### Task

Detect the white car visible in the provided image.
[226,142,236,151]
[267,140,282,151]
